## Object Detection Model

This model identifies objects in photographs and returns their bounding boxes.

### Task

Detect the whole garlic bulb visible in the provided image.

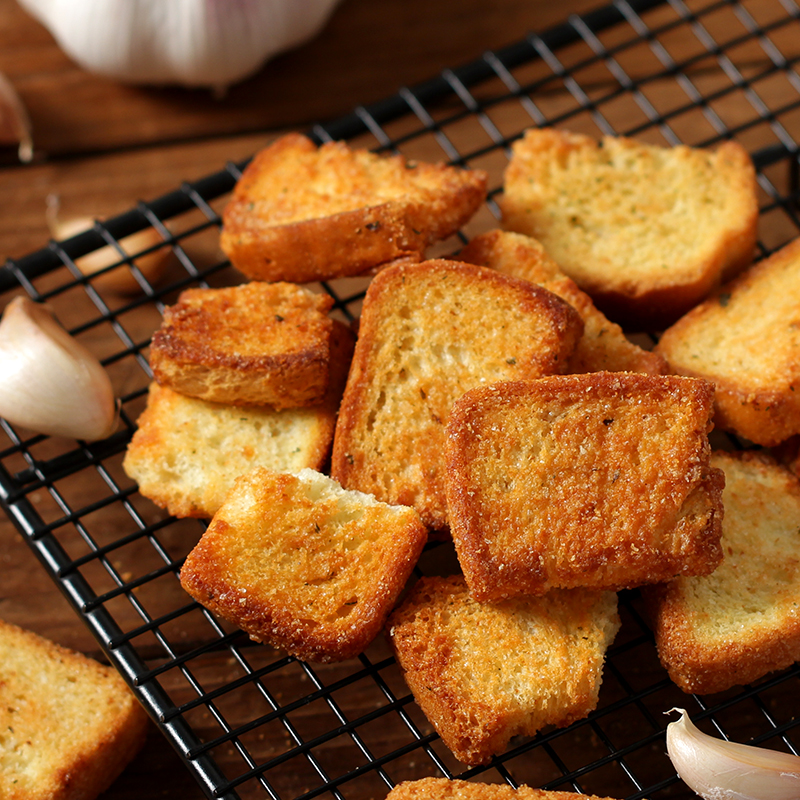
[17,0,343,93]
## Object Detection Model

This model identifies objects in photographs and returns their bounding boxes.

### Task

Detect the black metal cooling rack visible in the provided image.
[1,0,800,797]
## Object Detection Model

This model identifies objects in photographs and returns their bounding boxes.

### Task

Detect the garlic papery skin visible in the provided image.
[0,297,117,441]
[666,708,800,800]
[17,0,343,93]
[0,72,33,162]
[47,206,172,295]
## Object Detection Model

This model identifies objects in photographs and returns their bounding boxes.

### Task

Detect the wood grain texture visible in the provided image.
[0,0,797,797]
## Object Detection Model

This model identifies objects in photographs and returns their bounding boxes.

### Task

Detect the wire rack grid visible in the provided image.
[1,0,800,797]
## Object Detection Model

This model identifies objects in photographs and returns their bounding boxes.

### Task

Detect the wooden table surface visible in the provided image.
[0,0,798,798]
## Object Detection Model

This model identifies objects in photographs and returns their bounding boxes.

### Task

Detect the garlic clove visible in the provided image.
[0,296,118,441]
[666,708,800,800]
[47,201,172,294]
[0,72,33,162]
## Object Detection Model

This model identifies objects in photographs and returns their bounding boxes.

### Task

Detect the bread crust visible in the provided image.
[657,236,800,446]
[180,468,427,662]
[150,282,335,409]
[459,229,668,375]
[644,450,800,694]
[330,259,583,530]
[220,133,488,283]
[388,778,630,800]
[0,619,149,800]
[501,128,758,330]
[124,321,354,518]
[387,576,619,765]
[446,372,724,600]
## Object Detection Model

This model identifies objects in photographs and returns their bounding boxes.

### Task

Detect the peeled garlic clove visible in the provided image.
[666,708,800,800]
[0,72,33,162]
[0,297,117,441]
[47,207,171,294]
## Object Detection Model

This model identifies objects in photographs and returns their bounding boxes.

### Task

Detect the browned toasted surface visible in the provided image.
[330,259,583,530]
[180,468,427,662]
[445,373,723,600]
[657,236,800,447]
[643,450,800,694]
[387,576,619,765]
[459,229,667,375]
[124,321,354,518]
[0,619,149,800]
[150,282,335,408]
[501,128,758,330]
[388,778,630,800]
[220,133,488,283]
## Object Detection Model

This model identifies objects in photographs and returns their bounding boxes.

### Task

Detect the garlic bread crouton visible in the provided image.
[124,321,354,518]
[657,237,800,447]
[180,468,427,662]
[387,576,619,765]
[446,372,724,600]
[0,619,149,800]
[501,128,758,329]
[459,229,667,375]
[150,282,334,409]
[330,259,583,531]
[644,450,800,694]
[388,779,633,800]
[221,133,488,283]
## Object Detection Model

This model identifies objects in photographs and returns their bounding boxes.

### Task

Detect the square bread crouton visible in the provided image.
[180,468,427,663]
[445,372,724,601]
[657,236,800,447]
[123,321,354,518]
[643,450,800,694]
[0,619,149,800]
[387,576,620,765]
[458,229,667,375]
[388,778,630,800]
[330,259,584,531]
[220,133,488,283]
[501,128,758,330]
[150,282,335,409]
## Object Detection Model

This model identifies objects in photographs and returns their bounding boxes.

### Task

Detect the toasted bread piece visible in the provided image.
[643,450,800,694]
[220,133,488,283]
[388,778,631,800]
[181,467,427,662]
[657,237,800,447]
[0,618,149,800]
[124,321,354,518]
[501,128,758,330]
[150,282,334,409]
[387,575,619,765]
[330,259,583,530]
[446,373,724,600]
[459,229,668,375]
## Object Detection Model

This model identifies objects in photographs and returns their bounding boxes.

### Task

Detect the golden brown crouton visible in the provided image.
[180,468,427,662]
[657,237,800,447]
[644,450,800,694]
[387,576,619,765]
[388,778,630,800]
[330,259,583,530]
[501,128,758,330]
[459,229,668,375]
[124,321,354,518]
[0,618,149,800]
[445,373,724,600]
[150,282,334,409]
[220,133,488,283]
